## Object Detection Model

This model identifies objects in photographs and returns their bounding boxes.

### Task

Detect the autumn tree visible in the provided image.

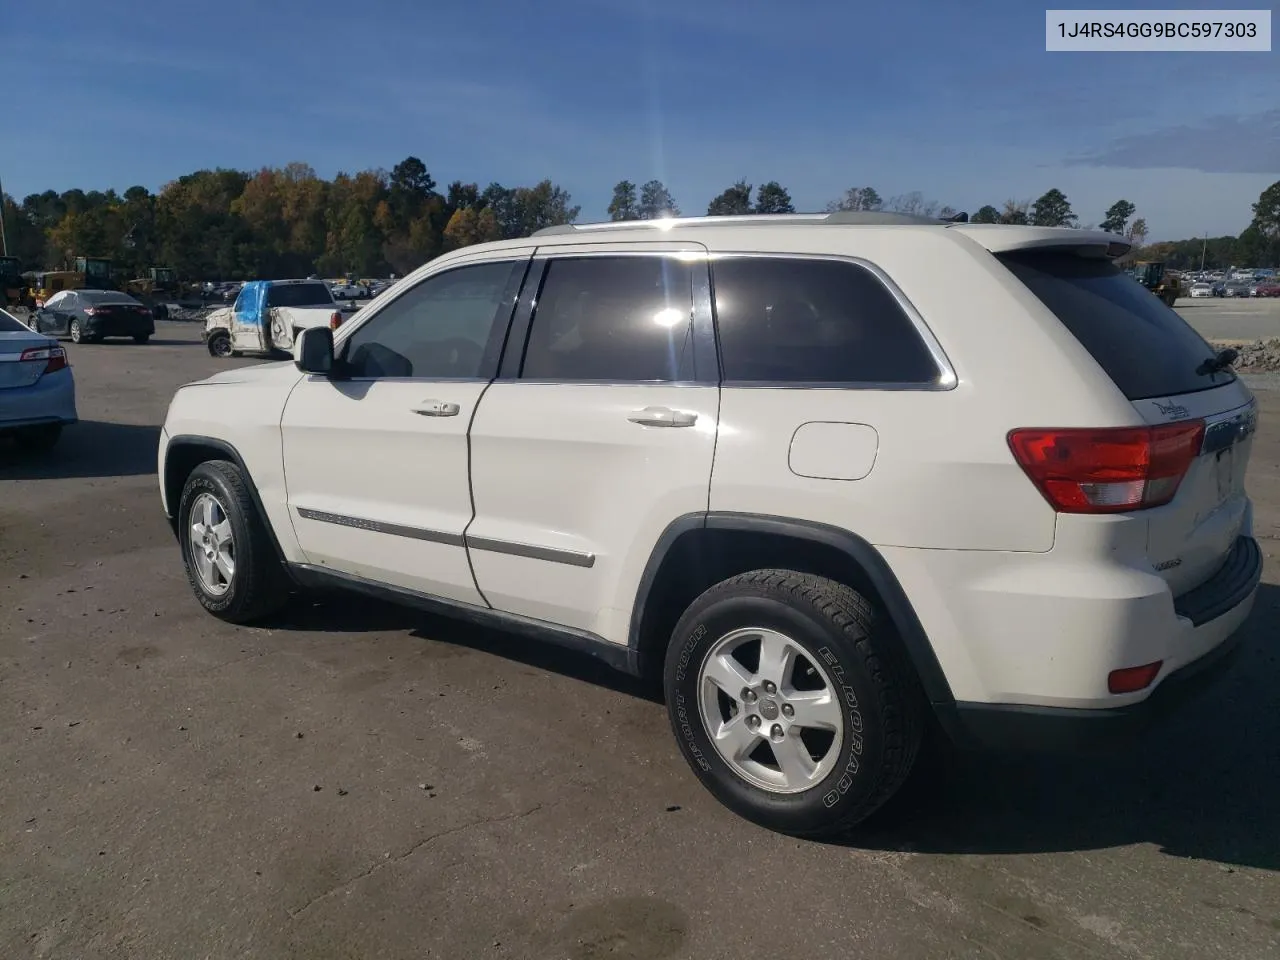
[443,207,503,250]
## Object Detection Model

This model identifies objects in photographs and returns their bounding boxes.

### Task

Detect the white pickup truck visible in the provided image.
[203,279,345,358]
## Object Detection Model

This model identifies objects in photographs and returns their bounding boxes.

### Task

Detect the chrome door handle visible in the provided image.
[411,399,460,417]
[628,406,698,428]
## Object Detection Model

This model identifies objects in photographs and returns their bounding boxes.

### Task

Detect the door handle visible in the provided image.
[411,399,461,417]
[627,406,698,428]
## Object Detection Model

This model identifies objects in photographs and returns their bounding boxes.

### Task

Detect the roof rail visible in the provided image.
[531,211,957,236]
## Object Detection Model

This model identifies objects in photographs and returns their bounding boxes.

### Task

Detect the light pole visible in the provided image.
[0,171,8,258]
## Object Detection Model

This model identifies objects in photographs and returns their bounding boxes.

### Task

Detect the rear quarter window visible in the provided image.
[998,251,1234,401]
[709,256,941,384]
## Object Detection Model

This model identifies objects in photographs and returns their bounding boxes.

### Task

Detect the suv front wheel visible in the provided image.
[664,569,924,838]
[177,460,290,624]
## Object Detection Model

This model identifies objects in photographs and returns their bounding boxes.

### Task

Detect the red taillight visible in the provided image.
[329,311,343,330]
[1008,421,1205,514]
[20,345,68,374]
[1108,661,1162,694]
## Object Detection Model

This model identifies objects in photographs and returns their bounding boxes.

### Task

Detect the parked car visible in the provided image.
[158,213,1261,837]
[329,282,367,300]
[1224,281,1252,298]
[0,307,76,450]
[203,279,343,358]
[1189,282,1214,298]
[31,290,155,344]
[1255,282,1280,297]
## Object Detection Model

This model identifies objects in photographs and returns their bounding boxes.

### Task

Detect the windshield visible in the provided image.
[998,251,1235,401]
[266,282,333,308]
[83,259,111,280]
[0,309,32,332]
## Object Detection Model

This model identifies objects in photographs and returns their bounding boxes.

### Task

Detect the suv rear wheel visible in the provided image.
[177,460,290,624]
[664,569,924,837]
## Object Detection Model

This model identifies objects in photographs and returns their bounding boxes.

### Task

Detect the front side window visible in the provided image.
[520,256,695,382]
[711,257,941,384]
[341,260,520,379]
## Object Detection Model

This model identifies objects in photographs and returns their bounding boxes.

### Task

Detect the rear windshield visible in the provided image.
[998,251,1235,401]
[0,309,31,332]
[267,283,332,308]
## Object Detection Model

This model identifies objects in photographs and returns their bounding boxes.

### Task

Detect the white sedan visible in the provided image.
[1189,283,1214,298]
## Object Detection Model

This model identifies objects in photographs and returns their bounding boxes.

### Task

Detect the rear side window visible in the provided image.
[266,283,332,308]
[710,257,940,384]
[998,252,1233,401]
[521,257,695,382]
[0,309,29,332]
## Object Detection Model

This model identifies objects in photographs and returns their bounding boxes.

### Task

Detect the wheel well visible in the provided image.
[632,527,943,700]
[163,442,228,533]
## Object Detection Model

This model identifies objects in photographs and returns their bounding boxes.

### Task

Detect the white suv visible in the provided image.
[158,212,1263,837]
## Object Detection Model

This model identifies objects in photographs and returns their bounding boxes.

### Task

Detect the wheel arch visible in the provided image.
[628,512,955,708]
[163,434,289,564]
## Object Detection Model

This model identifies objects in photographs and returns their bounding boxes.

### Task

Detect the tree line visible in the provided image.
[3,158,1277,280]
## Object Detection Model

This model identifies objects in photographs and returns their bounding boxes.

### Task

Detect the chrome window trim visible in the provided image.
[705,251,958,391]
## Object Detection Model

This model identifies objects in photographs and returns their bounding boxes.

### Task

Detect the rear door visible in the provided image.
[35,292,74,336]
[997,250,1255,595]
[465,243,719,642]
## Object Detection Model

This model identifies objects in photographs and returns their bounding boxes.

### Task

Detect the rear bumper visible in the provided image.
[84,316,155,338]
[938,536,1264,753]
[0,369,78,431]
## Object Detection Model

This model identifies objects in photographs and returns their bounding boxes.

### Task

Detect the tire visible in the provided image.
[664,569,925,838]
[14,423,62,452]
[177,459,290,624]
[133,334,151,344]
[207,330,232,358]
[153,304,169,321]
[69,320,83,344]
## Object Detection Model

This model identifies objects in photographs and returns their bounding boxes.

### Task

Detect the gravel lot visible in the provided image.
[2,322,1278,960]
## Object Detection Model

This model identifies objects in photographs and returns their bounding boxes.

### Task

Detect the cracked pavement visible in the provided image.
[1,322,1278,960]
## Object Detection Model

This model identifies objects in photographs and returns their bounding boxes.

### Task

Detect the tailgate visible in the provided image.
[996,248,1257,598]
[1134,385,1257,594]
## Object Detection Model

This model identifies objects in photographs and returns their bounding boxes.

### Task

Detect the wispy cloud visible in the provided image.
[1067,110,1280,175]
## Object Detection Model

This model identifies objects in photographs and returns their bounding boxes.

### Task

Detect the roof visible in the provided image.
[530,214,1132,259]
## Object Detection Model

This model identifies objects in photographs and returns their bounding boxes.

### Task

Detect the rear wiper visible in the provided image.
[1196,348,1238,377]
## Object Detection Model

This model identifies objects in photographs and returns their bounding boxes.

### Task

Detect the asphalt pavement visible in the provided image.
[1176,296,1280,342]
[1,322,1278,960]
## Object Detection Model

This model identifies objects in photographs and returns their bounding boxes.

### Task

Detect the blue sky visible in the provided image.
[3,0,1277,239]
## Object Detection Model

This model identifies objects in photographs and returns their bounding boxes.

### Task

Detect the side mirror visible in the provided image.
[294,326,334,374]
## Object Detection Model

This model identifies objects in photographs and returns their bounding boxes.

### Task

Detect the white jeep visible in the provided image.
[159,212,1262,837]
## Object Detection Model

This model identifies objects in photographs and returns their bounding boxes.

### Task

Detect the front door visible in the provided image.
[279,254,530,605]
[34,292,75,336]
[466,244,720,643]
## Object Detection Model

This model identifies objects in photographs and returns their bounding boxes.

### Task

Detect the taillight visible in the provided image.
[329,311,343,330]
[83,307,102,316]
[1008,421,1205,514]
[20,345,68,374]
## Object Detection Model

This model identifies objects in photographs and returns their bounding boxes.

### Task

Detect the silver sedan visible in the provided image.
[0,308,78,451]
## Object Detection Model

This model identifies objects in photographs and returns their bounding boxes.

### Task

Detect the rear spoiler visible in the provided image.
[950,225,1132,260]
